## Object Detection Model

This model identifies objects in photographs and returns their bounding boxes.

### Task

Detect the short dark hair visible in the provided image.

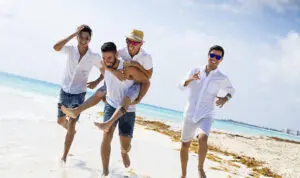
[80,25,92,37]
[208,45,225,57]
[101,42,117,53]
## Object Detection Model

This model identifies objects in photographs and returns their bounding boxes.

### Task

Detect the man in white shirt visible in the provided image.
[97,42,150,176]
[61,29,153,130]
[179,45,235,178]
[53,25,103,163]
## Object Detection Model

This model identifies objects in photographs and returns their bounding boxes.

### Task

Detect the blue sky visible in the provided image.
[0,0,299,130]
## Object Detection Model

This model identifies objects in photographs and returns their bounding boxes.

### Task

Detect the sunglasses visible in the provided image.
[126,38,141,46]
[209,53,222,60]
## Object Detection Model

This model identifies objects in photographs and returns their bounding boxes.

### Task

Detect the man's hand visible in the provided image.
[123,61,139,68]
[190,71,200,81]
[184,71,200,87]
[216,96,228,108]
[123,61,131,68]
[71,25,86,38]
[86,80,99,89]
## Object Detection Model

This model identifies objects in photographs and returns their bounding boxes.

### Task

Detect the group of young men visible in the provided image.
[53,25,235,178]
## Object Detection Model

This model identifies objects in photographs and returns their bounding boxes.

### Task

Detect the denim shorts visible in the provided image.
[57,89,86,119]
[103,103,136,138]
[97,82,140,102]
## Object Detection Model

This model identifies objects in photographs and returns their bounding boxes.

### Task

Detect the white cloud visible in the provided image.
[256,31,300,83]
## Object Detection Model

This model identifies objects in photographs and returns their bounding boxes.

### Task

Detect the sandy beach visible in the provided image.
[0,112,252,178]
[1,109,299,178]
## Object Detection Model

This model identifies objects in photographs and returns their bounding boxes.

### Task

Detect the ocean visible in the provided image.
[1,71,299,142]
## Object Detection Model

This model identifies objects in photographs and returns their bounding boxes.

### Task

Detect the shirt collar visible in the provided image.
[75,46,91,58]
[203,65,219,75]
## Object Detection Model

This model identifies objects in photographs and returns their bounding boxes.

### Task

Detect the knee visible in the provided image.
[121,144,131,154]
[181,142,191,149]
[197,134,208,145]
[95,91,105,98]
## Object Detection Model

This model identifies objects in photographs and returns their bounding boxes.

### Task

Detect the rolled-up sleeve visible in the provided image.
[221,77,235,97]
[179,68,194,90]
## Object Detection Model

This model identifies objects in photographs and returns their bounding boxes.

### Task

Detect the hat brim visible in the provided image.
[125,34,144,43]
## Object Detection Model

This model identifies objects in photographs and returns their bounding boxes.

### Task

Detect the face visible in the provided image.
[77,31,91,48]
[102,51,117,68]
[126,38,143,55]
[208,50,223,69]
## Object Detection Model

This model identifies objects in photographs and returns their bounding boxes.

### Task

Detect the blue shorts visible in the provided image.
[97,82,140,102]
[103,103,136,138]
[57,89,86,120]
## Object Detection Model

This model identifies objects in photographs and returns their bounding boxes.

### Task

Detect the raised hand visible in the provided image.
[216,96,228,108]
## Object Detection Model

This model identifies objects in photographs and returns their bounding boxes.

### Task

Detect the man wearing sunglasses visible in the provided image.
[179,45,235,178]
[53,25,103,163]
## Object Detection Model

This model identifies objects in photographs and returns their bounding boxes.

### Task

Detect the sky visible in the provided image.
[0,0,299,130]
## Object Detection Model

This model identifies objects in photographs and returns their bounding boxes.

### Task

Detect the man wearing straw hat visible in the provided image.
[61,29,153,174]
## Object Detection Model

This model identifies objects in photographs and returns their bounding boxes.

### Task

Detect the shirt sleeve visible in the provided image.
[179,68,196,90]
[221,77,235,97]
[92,54,102,69]
[60,45,72,54]
[141,55,153,70]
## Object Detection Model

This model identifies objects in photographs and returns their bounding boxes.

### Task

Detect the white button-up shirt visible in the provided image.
[105,60,136,112]
[118,47,153,70]
[60,45,101,94]
[179,67,235,123]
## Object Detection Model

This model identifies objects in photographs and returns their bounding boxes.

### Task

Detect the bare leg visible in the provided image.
[61,91,105,119]
[95,96,131,132]
[120,135,132,168]
[100,125,116,176]
[180,141,191,178]
[57,116,68,130]
[61,119,77,162]
[197,133,208,178]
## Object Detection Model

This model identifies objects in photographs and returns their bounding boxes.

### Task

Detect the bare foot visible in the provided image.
[198,169,206,178]
[61,157,66,164]
[94,121,113,132]
[121,152,131,168]
[61,106,79,119]
[101,169,109,177]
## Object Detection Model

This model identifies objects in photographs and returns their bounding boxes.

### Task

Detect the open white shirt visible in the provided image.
[104,60,136,112]
[118,47,153,70]
[179,67,235,123]
[60,45,101,94]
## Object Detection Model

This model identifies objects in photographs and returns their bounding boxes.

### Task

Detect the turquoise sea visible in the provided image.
[1,72,299,142]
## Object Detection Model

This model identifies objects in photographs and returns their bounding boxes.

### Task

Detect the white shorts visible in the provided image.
[181,117,213,142]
